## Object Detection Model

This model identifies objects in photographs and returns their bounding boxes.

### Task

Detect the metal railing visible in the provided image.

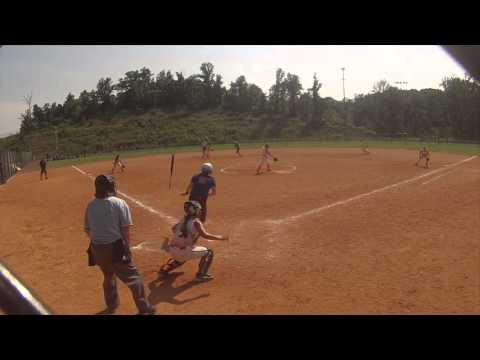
[0,261,52,315]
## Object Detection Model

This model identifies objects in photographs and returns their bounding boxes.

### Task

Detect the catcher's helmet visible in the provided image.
[184,200,202,217]
[95,174,117,198]
[201,162,213,175]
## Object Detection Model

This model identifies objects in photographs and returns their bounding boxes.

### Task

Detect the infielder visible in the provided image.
[182,162,216,223]
[234,141,242,157]
[158,200,228,282]
[111,154,126,174]
[201,141,210,160]
[256,144,278,175]
[415,147,430,168]
[361,143,370,155]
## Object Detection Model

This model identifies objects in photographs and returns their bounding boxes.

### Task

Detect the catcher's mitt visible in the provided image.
[273,157,278,162]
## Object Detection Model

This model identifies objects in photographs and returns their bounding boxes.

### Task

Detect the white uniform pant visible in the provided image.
[167,245,209,263]
[257,157,271,170]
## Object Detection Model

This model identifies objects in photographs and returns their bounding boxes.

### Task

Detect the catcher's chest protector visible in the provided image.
[172,219,199,247]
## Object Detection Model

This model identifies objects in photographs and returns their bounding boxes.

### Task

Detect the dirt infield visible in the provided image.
[0,147,479,314]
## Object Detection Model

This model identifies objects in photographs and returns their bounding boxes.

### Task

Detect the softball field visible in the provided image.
[0,147,479,314]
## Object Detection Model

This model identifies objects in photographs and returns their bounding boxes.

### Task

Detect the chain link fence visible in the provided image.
[0,151,32,184]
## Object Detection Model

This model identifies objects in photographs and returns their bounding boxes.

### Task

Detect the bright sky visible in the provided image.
[0,45,465,136]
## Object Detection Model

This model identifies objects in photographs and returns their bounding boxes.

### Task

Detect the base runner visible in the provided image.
[112,155,126,174]
[415,147,430,168]
[256,144,277,175]
[158,201,228,282]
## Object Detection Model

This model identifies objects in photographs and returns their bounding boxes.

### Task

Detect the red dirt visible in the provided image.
[0,147,479,314]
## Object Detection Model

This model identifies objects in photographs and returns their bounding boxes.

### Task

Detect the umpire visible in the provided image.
[84,175,155,315]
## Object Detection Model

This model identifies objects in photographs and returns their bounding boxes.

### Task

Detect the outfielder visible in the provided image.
[182,162,216,223]
[158,200,228,282]
[256,144,277,175]
[111,154,126,174]
[415,147,430,168]
[40,158,48,180]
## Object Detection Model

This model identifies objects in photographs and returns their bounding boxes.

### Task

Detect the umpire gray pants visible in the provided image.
[91,242,152,313]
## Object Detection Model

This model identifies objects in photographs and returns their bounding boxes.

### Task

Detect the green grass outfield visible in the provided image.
[48,140,479,169]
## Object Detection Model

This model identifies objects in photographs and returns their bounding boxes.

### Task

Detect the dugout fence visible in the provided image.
[0,151,32,185]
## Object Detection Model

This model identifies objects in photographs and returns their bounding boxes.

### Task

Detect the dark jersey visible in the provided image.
[189,174,216,200]
[40,160,47,169]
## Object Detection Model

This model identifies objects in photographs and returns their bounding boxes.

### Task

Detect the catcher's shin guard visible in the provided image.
[197,249,214,276]
[160,258,185,274]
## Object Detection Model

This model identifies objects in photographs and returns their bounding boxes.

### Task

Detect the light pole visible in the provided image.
[341,67,347,136]
[54,126,58,154]
[394,82,408,140]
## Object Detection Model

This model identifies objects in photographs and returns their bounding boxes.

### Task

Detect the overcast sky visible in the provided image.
[0,45,466,136]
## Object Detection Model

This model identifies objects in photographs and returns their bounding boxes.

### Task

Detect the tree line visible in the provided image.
[18,63,480,141]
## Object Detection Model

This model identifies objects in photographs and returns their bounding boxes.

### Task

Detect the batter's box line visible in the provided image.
[268,155,478,225]
[72,165,177,225]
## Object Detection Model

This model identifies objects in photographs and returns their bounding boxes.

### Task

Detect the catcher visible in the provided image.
[112,154,126,174]
[158,201,228,282]
[256,143,278,175]
[415,147,430,168]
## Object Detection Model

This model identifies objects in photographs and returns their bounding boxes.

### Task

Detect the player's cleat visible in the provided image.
[158,269,171,278]
[106,305,119,314]
[195,273,214,282]
[137,306,156,315]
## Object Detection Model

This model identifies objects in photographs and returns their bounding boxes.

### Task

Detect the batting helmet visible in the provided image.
[201,162,213,175]
[95,174,117,198]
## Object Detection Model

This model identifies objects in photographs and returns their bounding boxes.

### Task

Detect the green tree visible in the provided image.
[268,68,287,113]
[96,77,115,118]
[284,73,303,116]
[115,67,153,112]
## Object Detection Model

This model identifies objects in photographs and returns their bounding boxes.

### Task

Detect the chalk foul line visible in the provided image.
[72,165,177,225]
[269,155,478,225]
[421,168,457,185]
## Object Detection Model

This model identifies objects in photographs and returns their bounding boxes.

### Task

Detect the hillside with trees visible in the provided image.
[1,63,479,157]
